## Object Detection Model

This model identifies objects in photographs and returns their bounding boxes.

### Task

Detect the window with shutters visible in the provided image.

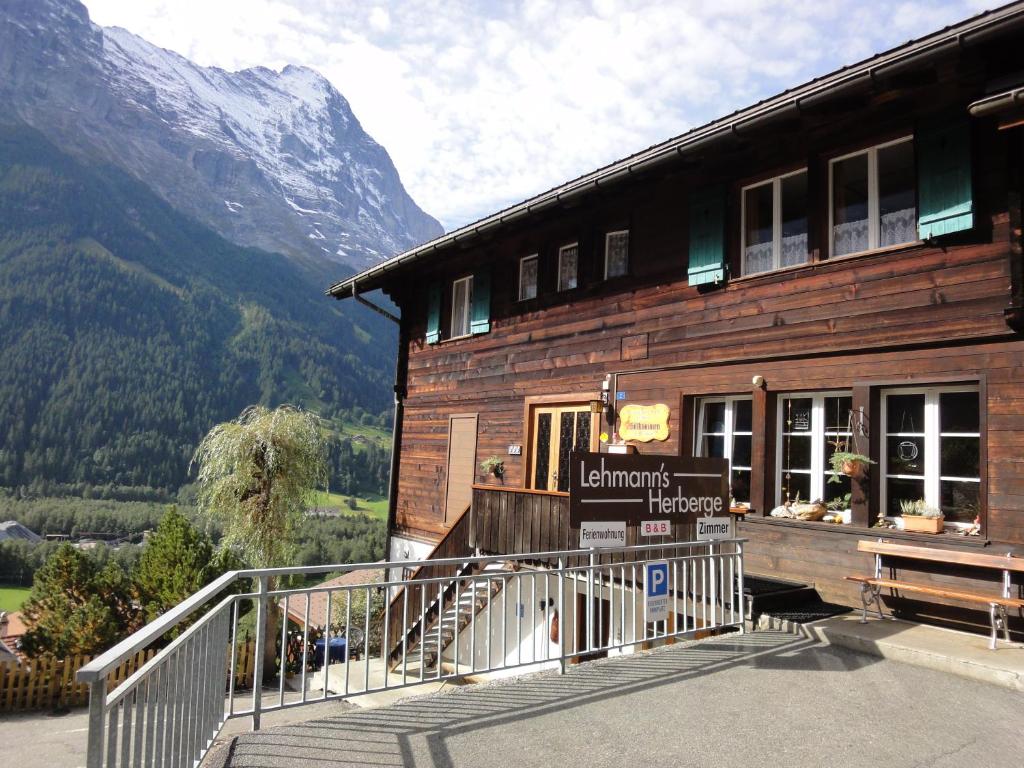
[830,137,916,257]
[450,275,473,338]
[741,170,809,275]
[604,230,629,279]
[519,255,539,301]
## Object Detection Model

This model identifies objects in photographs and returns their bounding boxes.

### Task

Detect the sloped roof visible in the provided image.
[327,1,1024,298]
[0,521,42,543]
[282,567,385,628]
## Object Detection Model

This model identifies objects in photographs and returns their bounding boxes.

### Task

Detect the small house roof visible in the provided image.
[0,521,42,543]
[282,567,385,628]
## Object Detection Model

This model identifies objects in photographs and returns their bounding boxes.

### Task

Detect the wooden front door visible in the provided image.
[529,404,597,492]
[444,414,478,524]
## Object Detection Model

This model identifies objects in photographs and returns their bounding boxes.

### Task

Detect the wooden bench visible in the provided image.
[846,540,1024,649]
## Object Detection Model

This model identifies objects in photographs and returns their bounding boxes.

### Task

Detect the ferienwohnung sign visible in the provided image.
[568,451,728,526]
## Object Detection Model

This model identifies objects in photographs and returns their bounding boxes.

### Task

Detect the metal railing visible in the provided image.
[76,538,745,767]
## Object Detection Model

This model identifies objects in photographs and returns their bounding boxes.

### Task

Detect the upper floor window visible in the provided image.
[830,137,916,257]
[777,392,853,508]
[695,396,752,505]
[519,255,539,301]
[557,243,578,291]
[604,230,629,279]
[450,275,473,338]
[741,170,808,275]
[881,386,979,526]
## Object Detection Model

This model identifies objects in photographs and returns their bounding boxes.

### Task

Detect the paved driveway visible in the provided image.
[214,630,1024,768]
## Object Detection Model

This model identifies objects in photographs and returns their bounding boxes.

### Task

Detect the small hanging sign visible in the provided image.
[618,403,670,442]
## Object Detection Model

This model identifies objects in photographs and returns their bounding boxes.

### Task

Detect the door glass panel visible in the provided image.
[534,412,551,490]
[574,411,591,454]
[557,412,575,492]
[832,153,869,256]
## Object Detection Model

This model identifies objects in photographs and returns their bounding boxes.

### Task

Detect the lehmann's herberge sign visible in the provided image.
[569,451,728,526]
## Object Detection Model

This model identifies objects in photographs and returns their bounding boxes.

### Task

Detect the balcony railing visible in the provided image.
[76,507,745,768]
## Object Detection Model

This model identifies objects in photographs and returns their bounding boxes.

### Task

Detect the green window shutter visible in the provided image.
[688,186,726,286]
[426,282,441,344]
[470,270,491,334]
[917,119,973,239]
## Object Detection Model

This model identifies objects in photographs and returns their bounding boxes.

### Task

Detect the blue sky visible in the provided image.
[84,0,995,230]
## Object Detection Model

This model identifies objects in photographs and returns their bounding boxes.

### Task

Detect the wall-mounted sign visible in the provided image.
[696,516,734,541]
[616,391,627,401]
[507,444,522,456]
[618,403,670,442]
[640,520,671,537]
[569,451,728,526]
[579,521,626,548]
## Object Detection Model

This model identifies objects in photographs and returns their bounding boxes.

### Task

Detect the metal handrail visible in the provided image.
[77,538,747,768]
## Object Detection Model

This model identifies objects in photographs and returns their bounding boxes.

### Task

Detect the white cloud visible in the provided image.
[83,0,991,231]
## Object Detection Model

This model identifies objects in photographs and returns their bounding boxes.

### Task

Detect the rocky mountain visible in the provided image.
[0,0,442,271]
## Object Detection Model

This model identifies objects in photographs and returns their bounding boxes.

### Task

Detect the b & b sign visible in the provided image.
[569,451,728,527]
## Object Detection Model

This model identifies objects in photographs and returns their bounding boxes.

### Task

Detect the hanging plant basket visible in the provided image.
[829,451,875,482]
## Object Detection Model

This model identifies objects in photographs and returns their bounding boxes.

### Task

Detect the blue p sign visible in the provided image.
[646,561,669,597]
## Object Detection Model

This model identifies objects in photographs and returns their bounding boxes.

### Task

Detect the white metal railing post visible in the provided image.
[85,678,106,768]
[557,557,566,674]
[251,574,268,731]
[737,541,746,633]
[587,549,595,653]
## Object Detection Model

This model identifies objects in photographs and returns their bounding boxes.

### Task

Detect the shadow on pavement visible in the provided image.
[216,630,878,768]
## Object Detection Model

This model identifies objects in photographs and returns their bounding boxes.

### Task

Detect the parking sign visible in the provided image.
[644,561,670,622]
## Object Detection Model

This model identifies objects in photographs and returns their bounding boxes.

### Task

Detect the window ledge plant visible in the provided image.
[479,455,505,480]
[899,498,945,534]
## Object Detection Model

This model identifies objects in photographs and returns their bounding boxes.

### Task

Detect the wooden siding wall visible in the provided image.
[387,59,1024,561]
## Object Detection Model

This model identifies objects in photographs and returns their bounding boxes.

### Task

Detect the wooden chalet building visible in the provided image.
[331,4,1024,639]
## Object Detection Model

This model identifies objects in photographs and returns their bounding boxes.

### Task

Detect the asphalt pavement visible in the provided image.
[212,630,1024,768]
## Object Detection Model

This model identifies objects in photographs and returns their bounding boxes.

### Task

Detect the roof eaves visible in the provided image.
[327,1,1024,299]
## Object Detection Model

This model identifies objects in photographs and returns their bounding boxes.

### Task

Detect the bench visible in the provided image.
[845,540,1024,649]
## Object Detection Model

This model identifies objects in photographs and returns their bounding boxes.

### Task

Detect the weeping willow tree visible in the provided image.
[192,404,328,681]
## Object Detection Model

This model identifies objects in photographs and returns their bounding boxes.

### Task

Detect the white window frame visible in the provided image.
[694,396,752,505]
[740,168,808,276]
[880,385,980,529]
[775,391,853,506]
[518,254,539,302]
[557,242,579,292]
[450,275,473,339]
[604,229,630,279]
[828,135,915,258]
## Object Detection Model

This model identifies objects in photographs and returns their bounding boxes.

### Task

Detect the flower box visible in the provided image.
[900,515,944,534]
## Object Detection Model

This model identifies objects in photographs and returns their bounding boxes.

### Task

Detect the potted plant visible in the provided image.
[479,455,505,480]
[825,492,852,524]
[899,498,945,534]
[828,450,875,481]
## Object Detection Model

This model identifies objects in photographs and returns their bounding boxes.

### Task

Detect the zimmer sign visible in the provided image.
[569,451,728,526]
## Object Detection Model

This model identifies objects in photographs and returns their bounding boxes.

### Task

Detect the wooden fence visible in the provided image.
[0,641,258,713]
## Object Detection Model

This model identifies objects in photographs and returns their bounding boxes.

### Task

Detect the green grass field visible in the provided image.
[0,585,31,612]
[309,491,388,522]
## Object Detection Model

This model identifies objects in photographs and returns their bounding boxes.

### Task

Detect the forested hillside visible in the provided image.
[0,123,396,499]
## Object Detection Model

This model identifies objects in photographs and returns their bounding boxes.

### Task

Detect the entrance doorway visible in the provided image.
[528,404,598,492]
[444,414,478,524]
